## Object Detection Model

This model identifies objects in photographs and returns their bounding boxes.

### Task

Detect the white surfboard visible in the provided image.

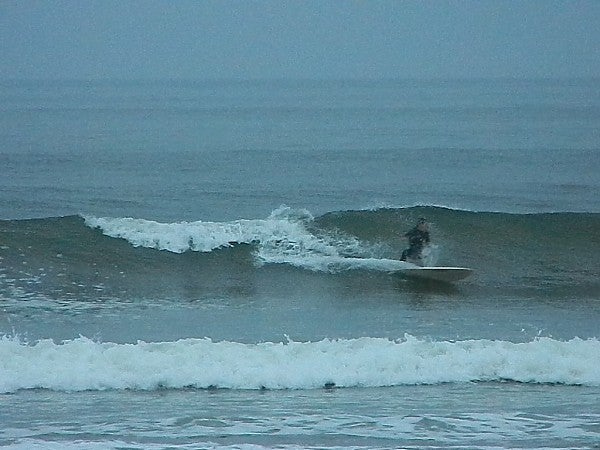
[398,266,473,282]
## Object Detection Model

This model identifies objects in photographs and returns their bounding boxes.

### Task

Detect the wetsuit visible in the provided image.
[400,226,430,264]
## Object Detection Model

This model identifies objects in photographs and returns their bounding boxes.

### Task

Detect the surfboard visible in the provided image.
[398,266,473,283]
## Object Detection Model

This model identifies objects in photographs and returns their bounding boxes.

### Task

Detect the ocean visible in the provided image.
[0,78,599,449]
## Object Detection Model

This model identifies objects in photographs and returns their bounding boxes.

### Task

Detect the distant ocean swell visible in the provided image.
[1,335,598,393]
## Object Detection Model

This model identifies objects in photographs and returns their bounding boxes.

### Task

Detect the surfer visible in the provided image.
[400,218,430,266]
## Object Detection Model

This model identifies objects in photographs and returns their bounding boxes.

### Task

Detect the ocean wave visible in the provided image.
[1,335,598,393]
[2,206,599,291]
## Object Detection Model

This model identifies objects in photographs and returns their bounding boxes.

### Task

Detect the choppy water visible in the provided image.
[1,79,599,449]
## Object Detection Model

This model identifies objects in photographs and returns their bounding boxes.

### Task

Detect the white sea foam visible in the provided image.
[84,207,404,273]
[1,335,598,393]
[84,206,319,254]
[83,210,296,253]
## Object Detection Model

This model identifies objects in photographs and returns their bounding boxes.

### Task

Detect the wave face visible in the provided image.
[314,206,600,289]
[1,335,598,393]
[1,206,599,301]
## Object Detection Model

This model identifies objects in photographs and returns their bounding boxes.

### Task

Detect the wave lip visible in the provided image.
[84,216,271,253]
[83,207,322,253]
[1,335,598,393]
[83,207,385,272]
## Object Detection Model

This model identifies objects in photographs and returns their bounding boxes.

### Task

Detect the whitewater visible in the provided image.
[83,208,418,272]
[2,335,599,393]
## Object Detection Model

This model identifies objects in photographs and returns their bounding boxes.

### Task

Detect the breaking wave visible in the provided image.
[1,206,598,299]
[1,335,598,393]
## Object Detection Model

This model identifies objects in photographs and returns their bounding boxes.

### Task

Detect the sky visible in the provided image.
[1,0,599,80]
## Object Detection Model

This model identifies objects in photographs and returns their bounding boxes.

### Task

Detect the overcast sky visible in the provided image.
[1,0,599,80]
